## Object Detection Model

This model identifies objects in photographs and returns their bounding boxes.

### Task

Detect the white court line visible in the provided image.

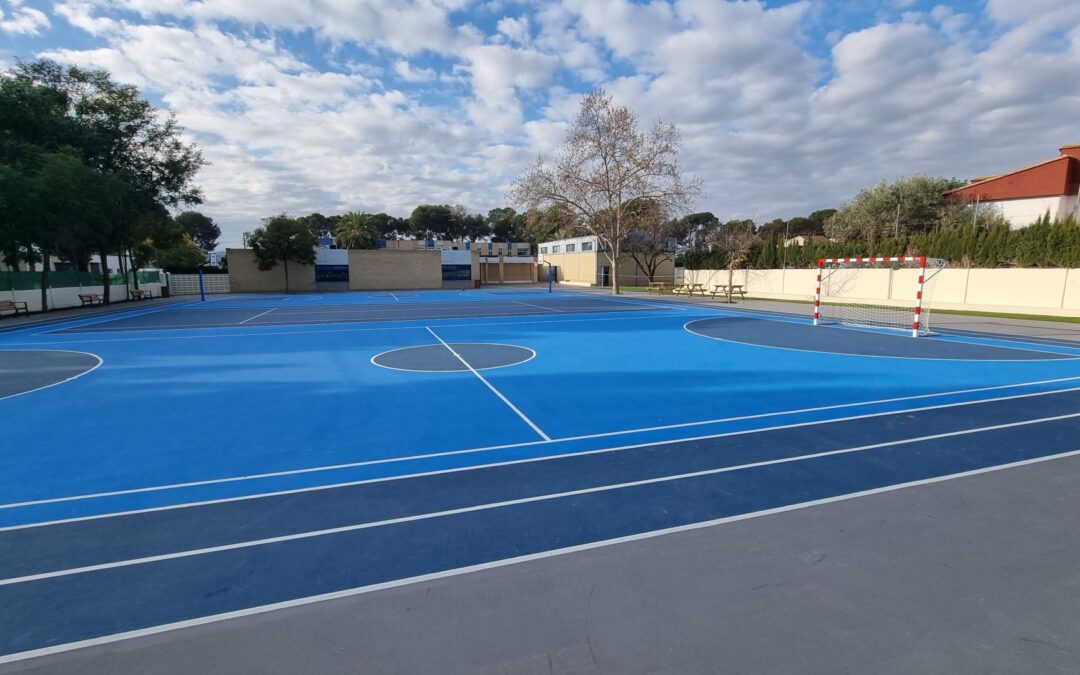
[425,327,551,441]
[30,303,194,337]
[2,446,1079,666]
[238,308,277,325]
[512,300,563,313]
[389,293,399,302]
[5,408,1079,587]
[0,351,104,402]
[0,311,696,347]
[684,318,1080,362]
[3,379,1080,530]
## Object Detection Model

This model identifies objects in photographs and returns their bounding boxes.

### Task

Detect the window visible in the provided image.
[552,245,561,254]
[566,243,576,252]
[581,241,594,252]
[540,246,548,254]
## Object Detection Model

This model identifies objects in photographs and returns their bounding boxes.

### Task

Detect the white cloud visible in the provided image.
[0,0,50,35]
[25,0,1080,247]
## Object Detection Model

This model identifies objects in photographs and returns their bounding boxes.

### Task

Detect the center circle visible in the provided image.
[372,343,535,372]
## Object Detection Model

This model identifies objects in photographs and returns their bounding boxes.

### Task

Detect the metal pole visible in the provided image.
[813,258,824,326]
[198,267,206,302]
[547,264,553,293]
[912,256,927,338]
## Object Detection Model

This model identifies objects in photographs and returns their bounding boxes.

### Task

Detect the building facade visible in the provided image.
[946,144,1080,228]
[538,235,676,287]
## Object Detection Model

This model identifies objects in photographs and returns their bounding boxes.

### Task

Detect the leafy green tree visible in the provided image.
[174,211,221,253]
[674,212,719,251]
[487,207,525,242]
[155,234,207,270]
[409,204,454,239]
[13,59,205,303]
[249,214,317,292]
[334,212,378,249]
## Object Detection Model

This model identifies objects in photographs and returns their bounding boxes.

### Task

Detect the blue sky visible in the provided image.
[1,0,1078,249]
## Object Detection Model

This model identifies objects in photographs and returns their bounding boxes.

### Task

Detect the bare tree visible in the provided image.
[509,89,701,294]
[621,198,678,284]
[710,221,760,302]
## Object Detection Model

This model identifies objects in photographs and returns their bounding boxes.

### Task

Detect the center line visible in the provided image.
[238,308,277,324]
[425,326,551,441]
[513,300,563,313]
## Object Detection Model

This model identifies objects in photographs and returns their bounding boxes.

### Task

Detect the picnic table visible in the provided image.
[673,283,706,297]
[647,282,671,294]
[710,284,746,302]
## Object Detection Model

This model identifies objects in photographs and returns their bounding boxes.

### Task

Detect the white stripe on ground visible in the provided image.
[2,446,1079,665]
[237,308,277,324]
[425,326,551,441]
[0,351,104,402]
[3,377,1079,523]
[3,408,1078,586]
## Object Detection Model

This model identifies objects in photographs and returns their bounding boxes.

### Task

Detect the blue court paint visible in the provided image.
[1,411,1078,656]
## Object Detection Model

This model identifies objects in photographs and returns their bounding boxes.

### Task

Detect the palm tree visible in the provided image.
[334,212,378,249]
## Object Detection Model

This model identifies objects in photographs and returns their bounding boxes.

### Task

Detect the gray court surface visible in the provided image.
[686,316,1075,360]
[4,454,1078,675]
[0,350,100,398]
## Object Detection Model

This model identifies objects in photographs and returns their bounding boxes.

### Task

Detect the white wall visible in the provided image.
[996,195,1079,228]
[6,282,164,313]
[685,267,1080,317]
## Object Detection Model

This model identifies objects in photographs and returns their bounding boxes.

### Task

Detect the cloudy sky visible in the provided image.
[1,0,1078,249]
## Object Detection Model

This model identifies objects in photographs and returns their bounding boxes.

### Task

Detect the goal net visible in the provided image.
[813,256,947,337]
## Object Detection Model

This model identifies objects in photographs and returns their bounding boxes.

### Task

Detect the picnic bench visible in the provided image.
[0,300,29,317]
[672,283,706,297]
[129,288,153,301]
[647,281,671,294]
[79,293,104,306]
[710,284,746,302]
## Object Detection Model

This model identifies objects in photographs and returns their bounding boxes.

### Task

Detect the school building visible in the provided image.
[538,235,676,287]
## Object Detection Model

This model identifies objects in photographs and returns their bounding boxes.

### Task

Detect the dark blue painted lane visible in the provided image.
[5,387,1080,579]
[49,297,669,333]
[2,415,1079,657]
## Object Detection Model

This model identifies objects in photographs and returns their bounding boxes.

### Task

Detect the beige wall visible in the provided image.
[227,248,316,293]
[349,250,441,290]
[685,267,1080,317]
[543,251,598,285]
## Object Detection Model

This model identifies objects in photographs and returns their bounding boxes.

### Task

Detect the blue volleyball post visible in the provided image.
[198,266,206,302]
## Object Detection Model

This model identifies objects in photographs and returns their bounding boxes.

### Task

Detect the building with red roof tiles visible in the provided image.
[945,145,1080,228]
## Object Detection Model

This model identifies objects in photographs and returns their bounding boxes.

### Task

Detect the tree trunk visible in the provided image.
[39,249,50,313]
[99,248,111,304]
[131,248,140,291]
[727,266,734,303]
[283,256,290,293]
[610,242,620,295]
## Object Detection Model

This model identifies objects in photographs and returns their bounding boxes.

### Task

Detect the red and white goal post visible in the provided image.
[813,256,947,337]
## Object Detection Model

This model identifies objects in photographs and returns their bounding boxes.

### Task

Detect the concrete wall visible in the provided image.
[997,195,1079,227]
[4,282,164,313]
[227,248,316,293]
[349,250,441,290]
[615,254,676,286]
[685,267,1080,317]
[543,251,598,285]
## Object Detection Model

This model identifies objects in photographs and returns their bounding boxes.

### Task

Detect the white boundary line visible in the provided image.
[370,342,536,373]
[0,350,104,402]
[3,446,1079,665]
[0,312,693,346]
[3,380,1080,530]
[512,300,563,313]
[5,409,1079,587]
[238,308,277,325]
[425,327,551,441]
[30,303,194,337]
[684,318,1080,362]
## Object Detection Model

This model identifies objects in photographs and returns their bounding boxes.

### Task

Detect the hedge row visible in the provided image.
[684,215,1080,270]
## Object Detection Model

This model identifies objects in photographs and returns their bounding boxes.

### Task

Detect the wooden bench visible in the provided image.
[0,300,29,317]
[710,284,746,302]
[673,283,706,297]
[79,293,104,306]
[129,288,153,301]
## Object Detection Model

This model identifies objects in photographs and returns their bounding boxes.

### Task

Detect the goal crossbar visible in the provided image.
[813,256,939,338]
